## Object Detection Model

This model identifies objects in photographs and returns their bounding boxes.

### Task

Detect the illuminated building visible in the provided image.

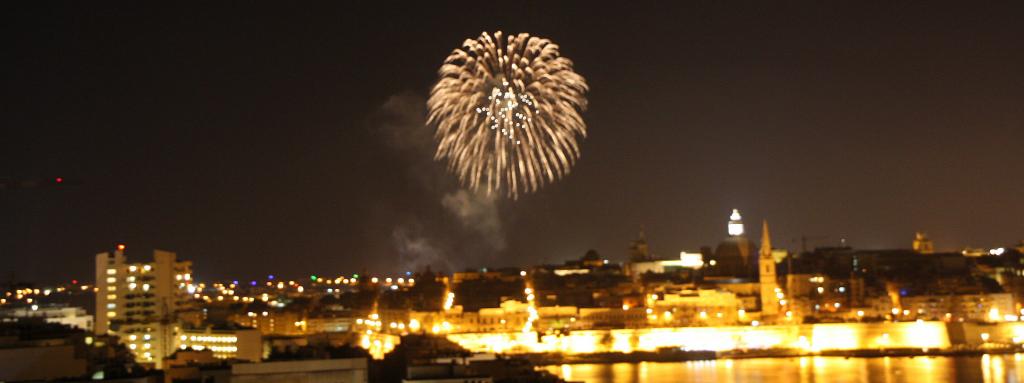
[94,246,193,334]
[706,209,758,279]
[913,232,935,254]
[442,300,530,333]
[758,220,779,317]
[576,306,647,329]
[0,304,93,331]
[651,290,743,326]
[116,321,178,368]
[307,314,356,333]
[93,246,193,367]
[177,327,262,362]
[234,309,307,336]
[625,252,703,282]
[899,292,1014,322]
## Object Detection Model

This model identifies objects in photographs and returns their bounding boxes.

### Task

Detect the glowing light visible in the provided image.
[443,292,455,311]
[727,209,744,236]
[428,31,589,199]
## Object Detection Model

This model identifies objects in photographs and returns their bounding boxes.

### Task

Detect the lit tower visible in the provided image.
[759,220,779,317]
[912,232,934,254]
[728,209,744,236]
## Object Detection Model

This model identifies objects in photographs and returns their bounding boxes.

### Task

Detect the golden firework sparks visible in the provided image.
[428,31,589,199]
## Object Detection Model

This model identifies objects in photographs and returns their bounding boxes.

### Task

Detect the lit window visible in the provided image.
[107,311,116,317]
[128,265,137,272]
[143,265,152,272]
[106,277,116,283]
[106,269,116,275]
[107,286,117,291]
[107,303,116,309]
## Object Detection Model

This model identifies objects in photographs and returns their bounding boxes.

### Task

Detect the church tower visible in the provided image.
[629,227,651,262]
[912,232,934,254]
[759,220,779,317]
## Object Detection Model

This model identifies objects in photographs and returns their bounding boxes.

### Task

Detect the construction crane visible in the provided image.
[791,235,829,254]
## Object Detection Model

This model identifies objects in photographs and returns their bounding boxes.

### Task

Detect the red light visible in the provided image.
[117,244,126,251]
[71,279,78,284]
[55,177,63,183]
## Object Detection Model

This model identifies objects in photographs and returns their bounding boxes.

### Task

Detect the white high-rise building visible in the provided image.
[94,246,193,367]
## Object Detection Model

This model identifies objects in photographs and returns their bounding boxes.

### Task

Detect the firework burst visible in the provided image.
[428,31,588,199]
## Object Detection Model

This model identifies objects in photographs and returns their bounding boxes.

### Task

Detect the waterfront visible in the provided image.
[543,354,1024,383]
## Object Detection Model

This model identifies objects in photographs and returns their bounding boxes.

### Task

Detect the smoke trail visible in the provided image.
[372,92,507,271]
[441,189,506,251]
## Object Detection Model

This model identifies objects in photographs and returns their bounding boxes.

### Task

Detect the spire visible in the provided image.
[760,220,772,258]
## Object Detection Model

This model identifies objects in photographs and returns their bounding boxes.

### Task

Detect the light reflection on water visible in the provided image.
[543,354,1024,383]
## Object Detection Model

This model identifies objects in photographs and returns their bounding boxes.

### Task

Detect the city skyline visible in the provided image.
[4,2,1023,283]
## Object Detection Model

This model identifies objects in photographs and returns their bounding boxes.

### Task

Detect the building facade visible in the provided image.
[94,246,194,367]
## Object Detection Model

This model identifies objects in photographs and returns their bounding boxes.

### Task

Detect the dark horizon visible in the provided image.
[4,2,1023,284]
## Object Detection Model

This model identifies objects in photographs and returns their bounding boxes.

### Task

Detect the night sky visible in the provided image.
[4,2,1023,284]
